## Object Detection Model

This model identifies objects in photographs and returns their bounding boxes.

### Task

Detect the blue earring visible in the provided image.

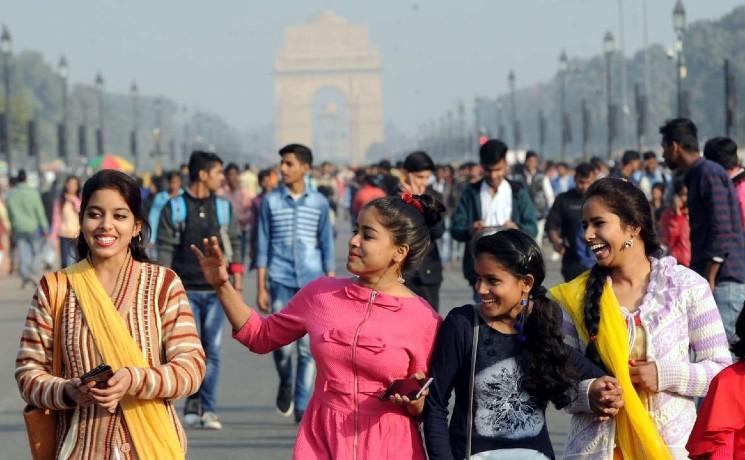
[514,298,529,343]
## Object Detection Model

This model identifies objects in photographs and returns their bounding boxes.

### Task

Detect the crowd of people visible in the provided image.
[10,116,745,459]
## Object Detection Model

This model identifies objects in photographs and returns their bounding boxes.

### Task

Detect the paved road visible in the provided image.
[0,224,571,459]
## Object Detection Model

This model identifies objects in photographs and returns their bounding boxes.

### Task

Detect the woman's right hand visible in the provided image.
[191,237,230,289]
[63,378,95,407]
[589,376,624,421]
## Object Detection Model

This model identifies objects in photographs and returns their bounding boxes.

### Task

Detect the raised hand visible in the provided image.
[191,237,230,289]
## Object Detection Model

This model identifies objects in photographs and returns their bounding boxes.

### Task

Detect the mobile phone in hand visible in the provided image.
[379,377,435,401]
[80,364,114,389]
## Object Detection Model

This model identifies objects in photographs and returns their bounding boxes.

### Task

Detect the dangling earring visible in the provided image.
[514,298,529,343]
[397,273,405,284]
[623,238,634,249]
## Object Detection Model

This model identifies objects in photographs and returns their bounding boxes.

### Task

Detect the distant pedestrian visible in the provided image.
[451,139,537,300]
[511,150,555,244]
[704,136,745,231]
[147,170,183,251]
[255,144,335,423]
[551,162,575,194]
[545,162,597,281]
[661,118,745,345]
[659,180,691,267]
[248,168,276,270]
[158,151,243,430]
[636,151,669,199]
[221,163,252,264]
[50,175,82,268]
[6,170,49,288]
[611,150,641,182]
[192,192,444,460]
[400,151,445,311]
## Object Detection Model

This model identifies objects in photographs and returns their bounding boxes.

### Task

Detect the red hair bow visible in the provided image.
[401,191,424,214]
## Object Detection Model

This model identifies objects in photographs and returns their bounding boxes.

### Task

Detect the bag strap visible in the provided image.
[215,197,231,227]
[43,272,68,377]
[465,304,479,459]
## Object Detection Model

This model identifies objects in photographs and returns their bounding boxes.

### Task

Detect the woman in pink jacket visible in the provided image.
[193,193,445,460]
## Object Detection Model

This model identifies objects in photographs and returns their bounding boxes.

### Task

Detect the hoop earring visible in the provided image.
[397,273,405,284]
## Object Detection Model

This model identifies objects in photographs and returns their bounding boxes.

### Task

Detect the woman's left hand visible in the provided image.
[88,368,132,414]
[629,359,658,392]
[388,372,428,417]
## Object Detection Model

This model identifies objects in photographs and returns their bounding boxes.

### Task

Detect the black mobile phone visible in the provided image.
[379,377,435,401]
[80,364,114,389]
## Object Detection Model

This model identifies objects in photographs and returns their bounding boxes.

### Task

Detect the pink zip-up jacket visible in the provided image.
[233,276,442,460]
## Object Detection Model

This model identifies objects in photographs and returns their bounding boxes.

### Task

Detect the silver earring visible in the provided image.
[397,274,405,284]
[623,238,634,248]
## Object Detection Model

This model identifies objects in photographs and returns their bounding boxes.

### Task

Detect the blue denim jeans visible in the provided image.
[59,237,78,269]
[186,291,225,413]
[14,232,41,283]
[713,281,745,345]
[270,281,316,413]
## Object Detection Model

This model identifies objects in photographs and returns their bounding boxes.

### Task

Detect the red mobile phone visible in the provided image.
[379,377,435,401]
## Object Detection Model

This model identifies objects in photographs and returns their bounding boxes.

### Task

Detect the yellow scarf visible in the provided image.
[66,259,184,460]
[549,271,672,460]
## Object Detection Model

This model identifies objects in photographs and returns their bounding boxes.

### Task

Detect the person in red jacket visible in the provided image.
[659,181,691,266]
[687,305,745,459]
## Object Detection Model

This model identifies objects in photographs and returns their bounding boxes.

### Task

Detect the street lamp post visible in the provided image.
[1,25,13,180]
[508,70,519,149]
[58,56,68,162]
[559,50,568,160]
[604,31,615,161]
[153,97,163,171]
[94,72,105,155]
[673,0,687,118]
[130,81,139,170]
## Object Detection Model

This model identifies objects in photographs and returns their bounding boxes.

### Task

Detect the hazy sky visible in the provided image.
[3,0,742,134]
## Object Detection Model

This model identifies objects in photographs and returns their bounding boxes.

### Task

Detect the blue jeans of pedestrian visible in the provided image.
[59,237,78,269]
[270,281,316,414]
[713,281,745,345]
[14,232,41,283]
[186,291,225,413]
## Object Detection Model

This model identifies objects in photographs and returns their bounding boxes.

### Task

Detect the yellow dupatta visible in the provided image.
[66,259,184,460]
[549,271,672,460]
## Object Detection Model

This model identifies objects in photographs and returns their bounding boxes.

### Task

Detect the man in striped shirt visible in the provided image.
[255,144,335,423]
[661,118,745,345]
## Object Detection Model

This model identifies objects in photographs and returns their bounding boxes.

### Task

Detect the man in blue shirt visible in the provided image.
[660,118,745,345]
[256,143,335,423]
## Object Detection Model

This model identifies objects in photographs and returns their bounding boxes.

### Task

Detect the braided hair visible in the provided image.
[474,229,578,408]
[581,178,661,369]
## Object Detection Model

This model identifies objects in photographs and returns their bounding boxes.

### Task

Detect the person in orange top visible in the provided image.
[351,174,386,219]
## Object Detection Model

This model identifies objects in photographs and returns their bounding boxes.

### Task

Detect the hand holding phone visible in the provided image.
[80,364,114,389]
[380,376,434,401]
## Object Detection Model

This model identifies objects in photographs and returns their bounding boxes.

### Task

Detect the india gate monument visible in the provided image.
[274,11,384,165]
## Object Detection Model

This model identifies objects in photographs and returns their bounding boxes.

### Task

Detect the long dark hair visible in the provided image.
[582,178,661,369]
[77,170,150,262]
[363,194,445,273]
[474,229,578,408]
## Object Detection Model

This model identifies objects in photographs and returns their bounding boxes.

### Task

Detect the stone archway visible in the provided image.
[274,11,384,165]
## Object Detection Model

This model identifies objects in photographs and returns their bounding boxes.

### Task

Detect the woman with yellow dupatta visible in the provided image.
[16,170,205,459]
[550,178,731,460]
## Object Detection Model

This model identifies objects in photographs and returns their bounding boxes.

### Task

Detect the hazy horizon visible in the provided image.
[3,0,742,135]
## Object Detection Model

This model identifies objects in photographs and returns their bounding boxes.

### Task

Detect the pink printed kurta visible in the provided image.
[233,277,442,459]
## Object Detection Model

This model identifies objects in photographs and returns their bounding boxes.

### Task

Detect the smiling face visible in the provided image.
[81,188,141,263]
[582,197,640,267]
[347,207,406,279]
[474,253,533,321]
